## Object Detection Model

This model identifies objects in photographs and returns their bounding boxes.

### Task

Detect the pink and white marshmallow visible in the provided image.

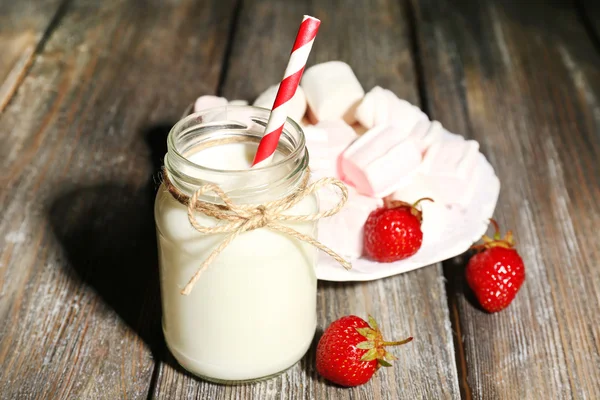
[301,61,365,124]
[304,120,357,177]
[340,125,422,197]
[393,132,480,206]
[355,86,428,131]
[408,120,443,153]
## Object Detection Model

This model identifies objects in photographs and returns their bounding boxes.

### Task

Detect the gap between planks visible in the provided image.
[0,0,73,113]
[403,0,472,398]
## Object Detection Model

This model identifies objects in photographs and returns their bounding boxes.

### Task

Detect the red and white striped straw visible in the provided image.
[252,15,321,167]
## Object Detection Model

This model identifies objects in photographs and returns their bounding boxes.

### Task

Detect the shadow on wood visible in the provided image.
[443,250,484,313]
[45,123,175,360]
[47,183,164,357]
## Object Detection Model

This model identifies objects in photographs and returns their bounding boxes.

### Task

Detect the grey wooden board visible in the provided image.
[413,0,600,398]
[0,0,67,111]
[4,0,600,398]
[151,0,461,398]
[0,0,235,398]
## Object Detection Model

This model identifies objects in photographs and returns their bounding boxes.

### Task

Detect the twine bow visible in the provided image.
[163,171,351,295]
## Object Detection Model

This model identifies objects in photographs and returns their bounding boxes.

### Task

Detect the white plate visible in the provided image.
[316,130,500,282]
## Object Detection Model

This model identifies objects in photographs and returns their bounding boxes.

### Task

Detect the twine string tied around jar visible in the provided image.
[162,169,352,295]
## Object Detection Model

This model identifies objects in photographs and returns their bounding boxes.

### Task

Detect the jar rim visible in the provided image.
[164,105,309,201]
[167,105,306,175]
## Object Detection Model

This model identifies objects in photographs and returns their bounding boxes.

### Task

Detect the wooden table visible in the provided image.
[1,0,599,398]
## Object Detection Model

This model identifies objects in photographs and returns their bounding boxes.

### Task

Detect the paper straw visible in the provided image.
[252,15,321,167]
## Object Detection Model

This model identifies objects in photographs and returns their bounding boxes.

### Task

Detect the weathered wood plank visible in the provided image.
[0,0,235,398]
[0,0,68,112]
[151,0,460,399]
[413,0,600,398]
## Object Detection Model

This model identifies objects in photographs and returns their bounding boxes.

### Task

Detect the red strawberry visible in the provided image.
[316,315,412,387]
[466,219,525,313]
[363,198,432,262]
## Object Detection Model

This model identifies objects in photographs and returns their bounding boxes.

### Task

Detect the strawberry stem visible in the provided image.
[490,218,501,240]
[471,219,516,251]
[412,198,434,208]
[381,337,413,347]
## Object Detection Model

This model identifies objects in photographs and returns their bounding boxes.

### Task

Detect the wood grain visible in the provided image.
[151,0,461,398]
[413,0,600,398]
[0,0,235,398]
[0,0,68,112]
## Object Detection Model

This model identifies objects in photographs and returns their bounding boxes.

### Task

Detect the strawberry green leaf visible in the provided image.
[378,359,393,367]
[356,340,375,350]
[360,348,378,362]
[368,315,378,330]
[355,327,376,339]
[384,351,398,361]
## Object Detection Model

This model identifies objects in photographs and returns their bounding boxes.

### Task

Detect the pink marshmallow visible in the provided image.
[393,133,481,206]
[407,120,444,154]
[420,135,479,177]
[318,185,383,260]
[194,95,228,113]
[355,87,428,131]
[340,125,422,197]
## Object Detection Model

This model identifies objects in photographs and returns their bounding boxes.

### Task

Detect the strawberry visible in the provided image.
[466,219,525,313]
[363,198,432,262]
[316,315,412,387]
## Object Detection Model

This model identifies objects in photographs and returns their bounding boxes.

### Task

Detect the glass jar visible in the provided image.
[154,106,318,383]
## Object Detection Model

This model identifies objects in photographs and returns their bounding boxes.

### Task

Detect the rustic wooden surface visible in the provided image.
[0,0,68,111]
[413,0,600,398]
[1,0,599,399]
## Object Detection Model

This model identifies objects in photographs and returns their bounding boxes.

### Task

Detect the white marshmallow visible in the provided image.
[304,120,357,178]
[228,99,248,106]
[301,61,364,124]
[354,86,387,128]
[194,95,228,112]
[318,185,383,260]
[253,84,307,124]
[355,86,428,130]
[340,125,422,197]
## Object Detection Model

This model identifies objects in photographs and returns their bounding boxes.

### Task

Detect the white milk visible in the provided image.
[155,142,318,382]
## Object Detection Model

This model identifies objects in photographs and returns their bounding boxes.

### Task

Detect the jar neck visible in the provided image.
[164,106,309,204]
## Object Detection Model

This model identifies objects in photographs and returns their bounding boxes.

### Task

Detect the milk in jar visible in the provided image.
[154,106,319,382]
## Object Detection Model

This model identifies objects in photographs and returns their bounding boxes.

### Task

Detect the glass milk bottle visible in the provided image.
[154,106,322,383]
